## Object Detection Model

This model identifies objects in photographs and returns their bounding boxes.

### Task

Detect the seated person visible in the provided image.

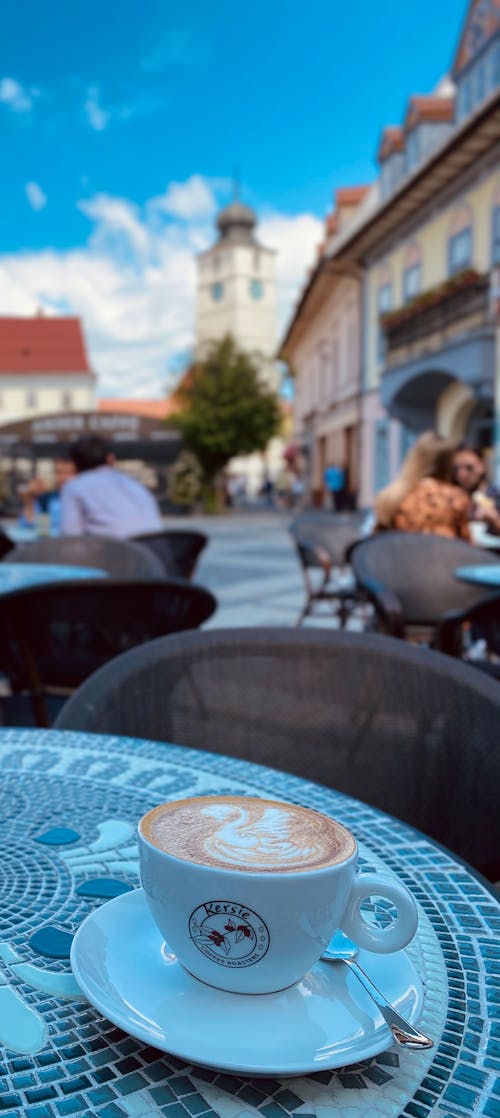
[375,431,471,540]
[18,458,76,535]
[60,435,163,538]
[453,443,500,536]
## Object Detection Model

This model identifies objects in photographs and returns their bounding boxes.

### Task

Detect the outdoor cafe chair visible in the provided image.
[133,529,208,580]
[0,530,14,560]
[289,510,365,625]
[435,591,500,680]
[349,531,499,643]
[0,577,216,729]
[3,534,165,580]
[56,626,500,880]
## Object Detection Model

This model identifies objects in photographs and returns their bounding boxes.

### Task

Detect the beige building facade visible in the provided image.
[281,0,500,509]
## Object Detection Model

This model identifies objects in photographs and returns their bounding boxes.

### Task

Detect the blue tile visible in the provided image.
[0,1093,22,1111]
[87,1086,116,1106]
[30,926,74,959]
[443,1084,479,1108]
[55,1099,85,1116]
[35,828,80,845]
[114,1072,148,1096]
[25,1086,58,1104]
[150,1086,177,1106]
[76,879,134,899]
[454,1062,487,1088]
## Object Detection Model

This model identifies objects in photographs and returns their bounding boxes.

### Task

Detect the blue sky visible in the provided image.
[0,0,468,397]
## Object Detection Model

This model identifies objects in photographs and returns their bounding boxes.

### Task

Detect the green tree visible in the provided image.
[170,334,281,510]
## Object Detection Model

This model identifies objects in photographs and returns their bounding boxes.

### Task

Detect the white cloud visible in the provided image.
[84,86,109,131]
[259,212,323,332]
[142,27,211,72]
[25,181,47,211]
[0,76,36,113]
[152,174,218,221]
[0,177,321,398]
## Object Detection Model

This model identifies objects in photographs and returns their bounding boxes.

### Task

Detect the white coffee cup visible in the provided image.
[138,795,418,995]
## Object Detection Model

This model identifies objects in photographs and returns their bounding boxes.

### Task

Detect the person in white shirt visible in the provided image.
[60,435,163,539]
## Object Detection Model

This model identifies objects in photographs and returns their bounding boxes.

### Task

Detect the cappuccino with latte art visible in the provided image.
[141,795,355,873]
[138,794,418,994]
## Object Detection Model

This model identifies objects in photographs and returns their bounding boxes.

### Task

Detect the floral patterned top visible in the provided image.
[393,477,471,540]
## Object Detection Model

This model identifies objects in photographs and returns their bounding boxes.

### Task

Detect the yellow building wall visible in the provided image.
[365,166,500,391]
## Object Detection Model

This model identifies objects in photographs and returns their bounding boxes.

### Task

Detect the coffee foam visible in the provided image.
[140,796,355,873]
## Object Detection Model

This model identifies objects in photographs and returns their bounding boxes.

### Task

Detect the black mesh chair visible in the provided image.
[56,626,500,879]
[0,578,216,728]
[436,592,500,679]
[349,531,499,642]
[3,535,165,579]
[0,531,14,560]
[289,511,365,625]
[133,530,208,580]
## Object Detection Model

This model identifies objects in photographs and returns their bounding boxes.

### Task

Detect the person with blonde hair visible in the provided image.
[375,430,471,539]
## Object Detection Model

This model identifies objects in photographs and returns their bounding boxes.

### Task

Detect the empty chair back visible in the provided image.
[290,511,365,566]
[3,535,165,579]
[56,626,500,879]
[0,579,217,726]
[133,530,208,579]
[350,531,499,631]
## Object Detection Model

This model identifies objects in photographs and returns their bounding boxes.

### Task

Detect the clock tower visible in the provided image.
[195,199,279,391]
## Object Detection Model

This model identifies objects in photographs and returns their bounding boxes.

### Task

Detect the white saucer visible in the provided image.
[71,888,424,1077]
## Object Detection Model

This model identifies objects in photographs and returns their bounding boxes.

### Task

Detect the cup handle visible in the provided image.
[340,872,418,953]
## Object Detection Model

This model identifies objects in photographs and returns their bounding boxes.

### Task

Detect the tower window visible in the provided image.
[250,279,263,300]
[211,282,224,302]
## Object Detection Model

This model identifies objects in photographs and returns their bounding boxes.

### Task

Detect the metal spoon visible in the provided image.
[321,931,433,1050]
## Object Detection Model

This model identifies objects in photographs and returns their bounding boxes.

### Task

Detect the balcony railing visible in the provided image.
[381,271,490,358]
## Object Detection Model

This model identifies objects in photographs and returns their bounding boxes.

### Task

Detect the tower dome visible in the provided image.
[216,201,257,244]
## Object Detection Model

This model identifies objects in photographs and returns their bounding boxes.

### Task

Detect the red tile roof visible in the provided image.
[335,185,370,206]
[453,0,500,76]
[405,95,455,131]
[0,315,93,375]
[98,398,175,418]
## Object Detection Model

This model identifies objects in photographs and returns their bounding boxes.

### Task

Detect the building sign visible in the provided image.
[0,412,181,463]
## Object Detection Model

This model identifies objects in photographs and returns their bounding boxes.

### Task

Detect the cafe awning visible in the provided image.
[0,411,183,465]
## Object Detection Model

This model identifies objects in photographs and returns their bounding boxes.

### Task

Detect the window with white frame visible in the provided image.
[26,390,37,409]
[448,226,472,275]
[403,262,421,303]
[492,205,500,266]
[377,282,392,363]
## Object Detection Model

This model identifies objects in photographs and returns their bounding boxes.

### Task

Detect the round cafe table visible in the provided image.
[0,563,107,594]
[455,564,500,588]
[0,728,498,1118]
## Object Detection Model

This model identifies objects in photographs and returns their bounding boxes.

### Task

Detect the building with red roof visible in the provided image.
[0,313,95,423]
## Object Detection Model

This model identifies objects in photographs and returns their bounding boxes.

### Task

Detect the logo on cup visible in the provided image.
[189,901,270,968]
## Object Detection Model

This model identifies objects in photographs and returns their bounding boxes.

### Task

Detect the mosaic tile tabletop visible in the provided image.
[0,728,499,1118]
